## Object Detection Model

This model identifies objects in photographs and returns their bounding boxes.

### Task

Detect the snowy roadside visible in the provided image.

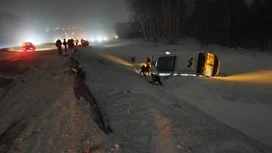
[73,47,272,153]
[93,39,272,76]
[91,39,272,148]
[0,50,105,153]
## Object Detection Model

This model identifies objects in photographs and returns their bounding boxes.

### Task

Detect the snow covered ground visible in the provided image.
[0,39,271,153]
[89,39,272,148]
[0,50,106,153]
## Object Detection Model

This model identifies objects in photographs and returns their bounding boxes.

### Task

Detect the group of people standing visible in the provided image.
[55,39,74,56]
[139,57,162,85]
[140,57,152,76]
[80,39,89,47]
[55,38,89,56]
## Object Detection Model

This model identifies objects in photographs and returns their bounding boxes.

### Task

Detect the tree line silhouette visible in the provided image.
[126,0,272,50]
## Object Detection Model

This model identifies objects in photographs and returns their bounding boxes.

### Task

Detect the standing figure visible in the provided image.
[71,39,75,49]
[55,39,62,56]
[75,39,79,46]
[63,39,67,52]
[67,39,71,49]
[81,38,84,47]
[146,57,152,75]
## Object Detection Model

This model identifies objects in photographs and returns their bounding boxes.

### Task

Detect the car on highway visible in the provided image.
[22,42,36,52]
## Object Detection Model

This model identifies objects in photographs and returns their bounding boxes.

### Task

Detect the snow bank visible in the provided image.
[0,50,105,152]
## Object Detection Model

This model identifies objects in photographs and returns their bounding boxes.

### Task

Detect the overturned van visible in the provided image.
[151,51,220,77]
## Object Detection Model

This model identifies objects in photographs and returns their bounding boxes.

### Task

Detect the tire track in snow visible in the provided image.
[22,98,64,153]
[151,108,177,153]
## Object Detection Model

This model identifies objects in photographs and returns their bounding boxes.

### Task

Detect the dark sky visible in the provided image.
[1,0,129,28]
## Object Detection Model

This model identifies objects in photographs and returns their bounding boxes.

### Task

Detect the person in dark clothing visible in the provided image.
[140,64,151,76]
[146,63,151,76]
[75,39,79,46]
[63,39,67,52]
[67,39,70,48]
[151,73,162,85]
[85,40,89,47]
[71,39,75,49]
[81,38,84,47]
[67,39,71,49]
[146,57,152,75]
[55,39,62,56]
[140,64,147,76]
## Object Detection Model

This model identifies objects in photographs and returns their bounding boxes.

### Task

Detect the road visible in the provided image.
[0,43,56,60]
[0,41,271,153]
[0,47,88,153]
[0,43,56,52]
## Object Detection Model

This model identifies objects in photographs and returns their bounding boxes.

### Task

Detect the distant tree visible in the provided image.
[262,0,272,52]
[248,0,265,50]
[126,0,192,44]
[187,0,255,49]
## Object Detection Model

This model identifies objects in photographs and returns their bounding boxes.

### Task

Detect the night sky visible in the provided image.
[1,0,129,28]
[0,0,256,45]
[1,0,255,28]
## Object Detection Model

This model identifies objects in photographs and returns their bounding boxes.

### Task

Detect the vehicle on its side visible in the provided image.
[151,51,220,77]
[22,42,36,52]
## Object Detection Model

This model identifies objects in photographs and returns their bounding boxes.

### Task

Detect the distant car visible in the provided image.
[22,42,36,52]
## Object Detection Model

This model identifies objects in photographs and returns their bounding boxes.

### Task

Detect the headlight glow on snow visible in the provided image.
[98,52,133,66]
[213,70,272,85]
[137,63,147,67]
